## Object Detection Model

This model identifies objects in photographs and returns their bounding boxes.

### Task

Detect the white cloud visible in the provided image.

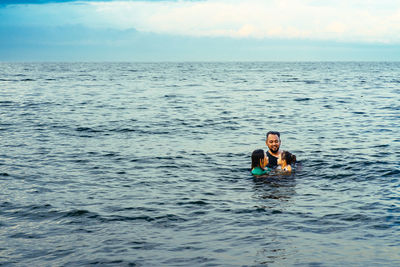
[87,0,400,43]
[4,0,400,43]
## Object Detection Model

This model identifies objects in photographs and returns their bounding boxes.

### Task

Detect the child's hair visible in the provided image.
[251,149,265,169]
[281,151,296,165]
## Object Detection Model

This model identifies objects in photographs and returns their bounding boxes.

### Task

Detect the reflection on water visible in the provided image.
[253,174,296,201]
[252,173,297,265]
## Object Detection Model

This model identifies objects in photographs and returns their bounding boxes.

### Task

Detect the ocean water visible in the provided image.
[0,62,399,266]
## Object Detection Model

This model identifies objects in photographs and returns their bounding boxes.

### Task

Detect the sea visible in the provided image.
[1,62,399,266]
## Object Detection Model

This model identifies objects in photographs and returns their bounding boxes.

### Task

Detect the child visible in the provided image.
[251,149,270,176]
[278,151,296,172]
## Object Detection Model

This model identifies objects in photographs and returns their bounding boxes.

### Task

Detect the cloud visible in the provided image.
[0,0,183,5]
[2,0,400,43]
[0,0,113,5]
[90,0,400,43]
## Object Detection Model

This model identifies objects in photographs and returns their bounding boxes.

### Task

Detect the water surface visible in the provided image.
[1,62,399,266]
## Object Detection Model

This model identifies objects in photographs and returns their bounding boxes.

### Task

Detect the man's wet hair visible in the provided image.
[266,131,280,139]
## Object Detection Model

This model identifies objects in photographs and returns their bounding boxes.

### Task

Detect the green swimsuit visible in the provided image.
[251,167,270,176]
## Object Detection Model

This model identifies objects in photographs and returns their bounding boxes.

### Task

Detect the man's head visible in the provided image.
[266,131,281,153]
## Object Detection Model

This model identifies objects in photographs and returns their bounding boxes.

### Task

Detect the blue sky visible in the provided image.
[1,0,400,61]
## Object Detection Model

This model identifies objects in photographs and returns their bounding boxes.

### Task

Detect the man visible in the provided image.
[265,131,282,168]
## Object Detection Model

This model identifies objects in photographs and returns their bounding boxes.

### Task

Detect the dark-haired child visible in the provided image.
[251,149,270,176]
[278,151,296,172]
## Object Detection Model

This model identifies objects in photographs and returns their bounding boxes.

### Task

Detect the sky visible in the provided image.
[1,0,400,61]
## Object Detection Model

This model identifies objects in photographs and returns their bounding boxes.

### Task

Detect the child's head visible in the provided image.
[281,151,296,165]
[251,149,268,169]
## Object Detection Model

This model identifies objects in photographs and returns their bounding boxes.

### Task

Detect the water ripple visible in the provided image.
[0,62,399,266]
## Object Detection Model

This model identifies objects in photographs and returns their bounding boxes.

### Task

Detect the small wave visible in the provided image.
[177,200,209,206]
[107,215,155,222]
[341,214,373,222]
[166,84,180,88]
[105,127,170,135]
[107,206,158,213]
[9,232,44,239]
[21,101,54,108]
[75,127,103,133]
[103,152,118,157]
[0,100,15,106]
[114,128,136,132]
[382,169,400,177]
[233,79,248,83]
[160,164,179,169]
[231,207,282,214]
[60,209,101,223]
[283,78,299,83]
[130,158,150,163]
[1,201,13,208]
[372,144,390,148]
[164,94,178,98]
[294,98,312,102]
[1,203,56,221]
[64,209,94,217]
[72,159,90,163]
[129,241,160,250]
[106,213,187,224]
[304,80,319,84]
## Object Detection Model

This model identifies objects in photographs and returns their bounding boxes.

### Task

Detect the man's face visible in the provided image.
[266,134,281,153]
